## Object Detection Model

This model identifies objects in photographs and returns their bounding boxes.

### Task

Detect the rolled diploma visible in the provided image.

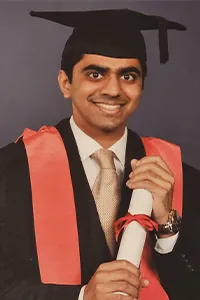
[115,189,152,295]
[117,188,153,266]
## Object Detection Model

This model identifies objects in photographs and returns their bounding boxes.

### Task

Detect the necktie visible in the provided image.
[91,149,120,256]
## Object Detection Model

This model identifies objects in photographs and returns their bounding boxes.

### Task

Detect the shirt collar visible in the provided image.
[70,116,127,167]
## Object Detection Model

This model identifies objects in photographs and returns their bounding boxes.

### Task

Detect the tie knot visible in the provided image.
[91,149,116,170]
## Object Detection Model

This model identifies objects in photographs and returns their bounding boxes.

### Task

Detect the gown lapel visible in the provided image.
[56,119,146,280]
[56,118,111,284]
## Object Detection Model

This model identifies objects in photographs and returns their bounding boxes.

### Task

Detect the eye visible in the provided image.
[88,72,103,79]
[121,73,137,81]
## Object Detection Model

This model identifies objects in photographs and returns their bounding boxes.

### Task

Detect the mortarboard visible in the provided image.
[30,9,186,68]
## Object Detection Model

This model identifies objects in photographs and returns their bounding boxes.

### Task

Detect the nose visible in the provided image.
[100,75,121,97]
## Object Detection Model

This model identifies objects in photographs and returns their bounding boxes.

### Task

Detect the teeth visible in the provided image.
[95,103,120,110]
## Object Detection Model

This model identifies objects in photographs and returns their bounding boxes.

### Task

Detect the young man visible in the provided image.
[0,9,200,300]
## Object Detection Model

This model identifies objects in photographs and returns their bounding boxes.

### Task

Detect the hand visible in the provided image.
[83,260,149,300]
[126,156,174,225]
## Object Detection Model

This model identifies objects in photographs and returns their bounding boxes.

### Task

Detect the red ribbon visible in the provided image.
[114,213,158,242]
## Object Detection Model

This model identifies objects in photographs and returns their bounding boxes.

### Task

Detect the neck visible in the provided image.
[91,130,125,148]
[73,118,126,148]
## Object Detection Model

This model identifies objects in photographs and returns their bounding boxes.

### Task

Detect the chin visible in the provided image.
[98,122,124,133]
[101,127,116,133]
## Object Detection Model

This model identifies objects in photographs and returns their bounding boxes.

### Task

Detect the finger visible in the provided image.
[103,281,139,298]
[126,179,169,197]
[138,274,150,288]
[128,170,173,191]
[95,269,141,289]
[132,163,174,185]
[131,159,138,166]
[132,156,172,174]
[141,279,150,288]
[109,293,135,300]
[129,171,134,178]
[97,260,140,277]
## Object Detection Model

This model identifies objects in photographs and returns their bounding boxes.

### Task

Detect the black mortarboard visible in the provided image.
[30,9,186,66]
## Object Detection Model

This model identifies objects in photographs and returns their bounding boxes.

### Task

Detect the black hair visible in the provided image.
[61,52,84,83]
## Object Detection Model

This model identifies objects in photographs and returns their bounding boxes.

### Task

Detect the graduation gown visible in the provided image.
[0,118,200,300]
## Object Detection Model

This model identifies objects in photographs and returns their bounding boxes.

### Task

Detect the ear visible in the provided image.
[58,70,71,99]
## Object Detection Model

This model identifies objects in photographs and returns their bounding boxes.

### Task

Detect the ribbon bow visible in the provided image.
[114,213,158,242]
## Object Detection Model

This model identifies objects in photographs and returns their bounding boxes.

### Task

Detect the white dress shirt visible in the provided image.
[69,116,178,300]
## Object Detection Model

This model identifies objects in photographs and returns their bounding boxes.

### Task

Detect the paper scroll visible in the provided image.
[117,188,153,266]
[114,189,153,296]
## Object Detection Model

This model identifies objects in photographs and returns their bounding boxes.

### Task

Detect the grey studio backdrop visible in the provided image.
[0,1,200,169]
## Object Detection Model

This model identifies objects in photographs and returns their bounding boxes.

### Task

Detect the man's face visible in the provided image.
[65,54,143,137]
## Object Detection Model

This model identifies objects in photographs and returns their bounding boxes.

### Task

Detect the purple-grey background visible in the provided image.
[0,1,200,169]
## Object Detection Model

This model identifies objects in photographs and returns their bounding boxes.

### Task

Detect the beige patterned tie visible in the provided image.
[91,149,120,256]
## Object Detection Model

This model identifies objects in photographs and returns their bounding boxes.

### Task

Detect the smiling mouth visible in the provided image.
[96,103,121,109]
[93,102,124,113]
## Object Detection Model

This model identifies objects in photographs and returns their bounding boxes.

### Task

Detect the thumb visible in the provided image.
[141,279,150,288]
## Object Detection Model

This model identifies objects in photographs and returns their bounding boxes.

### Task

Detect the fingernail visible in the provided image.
[143,279,149,286]
[131,159,138,165]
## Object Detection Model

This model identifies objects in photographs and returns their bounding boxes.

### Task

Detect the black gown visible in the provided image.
[0,118,200,300]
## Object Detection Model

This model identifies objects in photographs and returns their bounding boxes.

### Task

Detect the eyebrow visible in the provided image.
[82,65,109,74]
[82,64,141,77]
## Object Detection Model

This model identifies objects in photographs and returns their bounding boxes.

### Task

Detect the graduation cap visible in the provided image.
[30,9,186,70]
